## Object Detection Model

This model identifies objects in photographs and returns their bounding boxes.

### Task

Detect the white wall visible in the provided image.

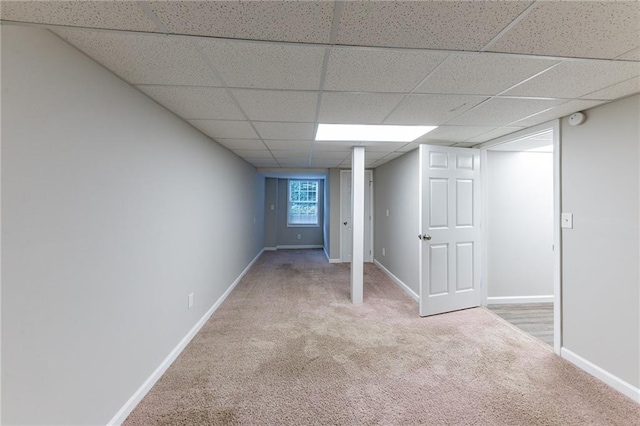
[486,151,554,300]
[1,26,265,425]
[373,150,420,293]
[561,94,639,389]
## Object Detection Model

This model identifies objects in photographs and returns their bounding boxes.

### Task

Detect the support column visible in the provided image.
[351,146,365,304]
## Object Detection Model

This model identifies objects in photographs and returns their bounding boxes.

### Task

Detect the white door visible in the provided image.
[419,145,482,316]
[341,170,373,263]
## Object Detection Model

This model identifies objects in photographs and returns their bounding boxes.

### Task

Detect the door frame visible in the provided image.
[475,120,562,355]
[340,169,374,263]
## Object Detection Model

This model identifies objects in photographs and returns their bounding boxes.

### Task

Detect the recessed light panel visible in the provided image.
[315,124,437,142]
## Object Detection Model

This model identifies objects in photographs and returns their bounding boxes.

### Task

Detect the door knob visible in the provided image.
[343,221,348,225]
[423,234,432,241]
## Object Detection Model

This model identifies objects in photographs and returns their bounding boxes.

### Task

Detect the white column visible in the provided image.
[351,146,365,304]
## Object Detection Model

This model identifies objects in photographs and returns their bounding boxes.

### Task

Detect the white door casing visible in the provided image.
[340,170,373,263]
[419,145,482,316]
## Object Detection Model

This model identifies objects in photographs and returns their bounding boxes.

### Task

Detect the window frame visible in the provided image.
[287,179,320,228]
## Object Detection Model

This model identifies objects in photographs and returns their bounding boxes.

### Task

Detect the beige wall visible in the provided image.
[2,26,265,425]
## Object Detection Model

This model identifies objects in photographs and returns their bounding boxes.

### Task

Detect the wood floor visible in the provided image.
[487,303,554,346]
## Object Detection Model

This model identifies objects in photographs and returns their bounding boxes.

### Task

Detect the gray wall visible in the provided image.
[1,26,265,425]
[328,168,342,260]
[264,178,278,248]
[264,178,324,247]
[323,174,330,256]
[561,94,639,388]
[373,150,420,293]
[486,151,554,298]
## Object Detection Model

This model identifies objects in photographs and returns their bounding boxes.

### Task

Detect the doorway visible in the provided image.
[340,170,373,263]
[479,123,561,353]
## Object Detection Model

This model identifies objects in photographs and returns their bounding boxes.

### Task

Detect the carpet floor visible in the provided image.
[125,249,639,425]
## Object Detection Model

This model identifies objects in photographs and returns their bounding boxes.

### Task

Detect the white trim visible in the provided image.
[561,347,640,403]
[107,249,264,426]
[263,247,277,251]
[486,295,554,305]
[276,244,323,250]
[328,258,342,264]
[374,259,419,302]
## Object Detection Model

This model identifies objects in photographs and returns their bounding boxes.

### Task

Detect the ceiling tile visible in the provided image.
[415,126,500,143]
[617,48,640,61]
[448,98,563,126]
[415,53,559,96]
[336,1,533,50]
[312,142,357,152]
[384,95,488,125]
[253,122,315,140]
[189,120,258,139]
[53,29,219,86]
[233,150,274,160]
[250,160,280,167]
[359,142,406,152]
[488,1,640,59]
[1,1,158,32]
[272,151,311,160]
[510,100,607,128]
[278,160,312,168]
[140,86,243,120]
[504,60,640,99]
[310,151,351,160]
[452,143,481,148]
[365,151,391,161]
[148,1,333,43]
[197,39,325,90]
[583,77,640,101]
[324,48,448,93]
[216,139,265,151]
[232,90,318,122]
[310,159,343,168]
[466,127,527,143]
[264,140,312,151]
[319,92,404,124]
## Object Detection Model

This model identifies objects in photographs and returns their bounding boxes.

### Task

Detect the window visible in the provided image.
[288,180,319,226]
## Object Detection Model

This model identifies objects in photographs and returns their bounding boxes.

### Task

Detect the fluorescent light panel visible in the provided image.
[315,124,437,142]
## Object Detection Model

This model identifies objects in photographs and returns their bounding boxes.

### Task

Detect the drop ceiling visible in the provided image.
[1,1,639,169]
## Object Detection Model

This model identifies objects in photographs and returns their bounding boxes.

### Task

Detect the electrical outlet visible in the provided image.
[270,204,275,210]
[382,248,386,257]
[561,213,573,229]
[188,293,194,309]
[297,233,302,240]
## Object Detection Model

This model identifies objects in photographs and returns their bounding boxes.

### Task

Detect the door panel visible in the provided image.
[420,145,482,317]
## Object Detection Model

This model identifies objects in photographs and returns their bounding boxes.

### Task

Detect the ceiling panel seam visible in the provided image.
[3,20,638,64]
[190,39,282,167]
[480,0,540,52]
[379,54,452,124]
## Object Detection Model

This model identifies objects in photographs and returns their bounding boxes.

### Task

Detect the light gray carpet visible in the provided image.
[125,249,639,425]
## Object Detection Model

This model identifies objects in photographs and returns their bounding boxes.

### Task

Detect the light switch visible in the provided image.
[561,213,573,229]
[188,293,194,309]
[386,209,389,217]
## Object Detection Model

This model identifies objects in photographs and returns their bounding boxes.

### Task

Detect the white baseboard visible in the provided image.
[373,259,419,301]
[276,244,323,250]
[263,247,277,251]
[328,258,342,264]
[486,295,554,305]
[107,249,264,426]
[561,347,640,403]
